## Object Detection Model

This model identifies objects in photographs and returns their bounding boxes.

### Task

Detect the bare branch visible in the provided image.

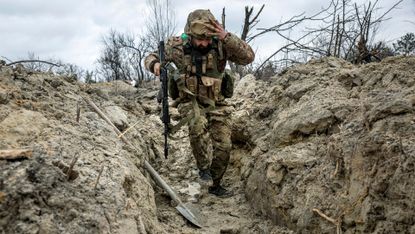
[249,4,265,25]
[1,56,13,63]
[145,0,176,49]
[404,20,415,25]
[371,0,403,24]
[254,43,294,75]
[241,4,265,41]
[7,60,61,67]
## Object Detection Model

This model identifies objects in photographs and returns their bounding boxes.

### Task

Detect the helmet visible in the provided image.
[184,9,217,39]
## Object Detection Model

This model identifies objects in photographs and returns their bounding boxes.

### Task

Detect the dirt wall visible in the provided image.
[0,66,163,233]
[232,56,415,233]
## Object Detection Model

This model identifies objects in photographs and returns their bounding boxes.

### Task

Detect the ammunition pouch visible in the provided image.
[185,75,222,102]
[221,71,235,98]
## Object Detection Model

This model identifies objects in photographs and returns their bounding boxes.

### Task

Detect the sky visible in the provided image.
[0,0,414,70]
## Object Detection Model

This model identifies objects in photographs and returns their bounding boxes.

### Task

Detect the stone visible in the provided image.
[104,105,129,131]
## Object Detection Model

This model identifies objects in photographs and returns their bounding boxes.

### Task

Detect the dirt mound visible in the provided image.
[1,55,414,233]
[0,64,287,233]
[0,66,162,233]
[231,56,415,233]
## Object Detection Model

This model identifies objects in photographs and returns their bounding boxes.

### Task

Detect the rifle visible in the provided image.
[159,41,169,159]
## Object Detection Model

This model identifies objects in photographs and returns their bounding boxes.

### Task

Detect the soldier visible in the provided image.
[145,9,254,197]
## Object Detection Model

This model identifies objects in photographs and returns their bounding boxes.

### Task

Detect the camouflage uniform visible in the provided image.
[145,9,254,187]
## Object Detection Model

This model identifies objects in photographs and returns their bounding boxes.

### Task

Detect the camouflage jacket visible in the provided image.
[144,32,255,75]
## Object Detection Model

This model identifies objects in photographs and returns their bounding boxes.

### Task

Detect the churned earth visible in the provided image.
[1,55,414,233]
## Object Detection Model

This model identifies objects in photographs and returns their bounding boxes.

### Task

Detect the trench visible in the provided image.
[147,127,283,233]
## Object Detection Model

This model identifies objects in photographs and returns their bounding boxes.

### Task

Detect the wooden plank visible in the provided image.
[0,149,33,160]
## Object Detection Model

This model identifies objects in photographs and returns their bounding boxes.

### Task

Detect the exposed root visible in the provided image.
[331,159,340,179]
[320,187,370,234]
[312,208,342,234]
[94,165,105,190]
[342,187,369,216]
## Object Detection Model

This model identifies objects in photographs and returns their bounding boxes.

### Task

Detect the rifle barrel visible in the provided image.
[159,41,169,159]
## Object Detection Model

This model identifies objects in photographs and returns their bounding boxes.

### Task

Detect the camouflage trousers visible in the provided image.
[178,102,233,186]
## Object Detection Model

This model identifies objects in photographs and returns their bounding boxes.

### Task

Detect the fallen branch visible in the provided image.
[6,60,61,67]
[0,149,33,160]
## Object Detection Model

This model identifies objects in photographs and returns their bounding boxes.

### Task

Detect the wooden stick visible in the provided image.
[83,96,136,149]
[94,165,105,189]
[399,137,405,154]
[76,100,81,123]
[0,149,32,160]
[67,155,79,180]
[118,120,140,138]
[312,208,337,225]
[312,208,342,234]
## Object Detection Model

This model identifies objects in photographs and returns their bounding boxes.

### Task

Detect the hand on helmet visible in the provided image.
[207,19,228,41]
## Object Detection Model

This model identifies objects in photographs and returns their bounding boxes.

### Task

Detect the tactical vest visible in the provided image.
[167,36,236,134]
[169,37,234,103]
[182,37,224,78]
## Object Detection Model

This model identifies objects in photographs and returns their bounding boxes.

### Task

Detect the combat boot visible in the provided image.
[198,169,212,181]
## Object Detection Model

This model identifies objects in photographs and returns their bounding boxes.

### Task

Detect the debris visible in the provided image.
[67,155,79,181]
[0,149,33,160]
[52,160,79,181]
[76,100,81,123]
[312,208,338,225]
